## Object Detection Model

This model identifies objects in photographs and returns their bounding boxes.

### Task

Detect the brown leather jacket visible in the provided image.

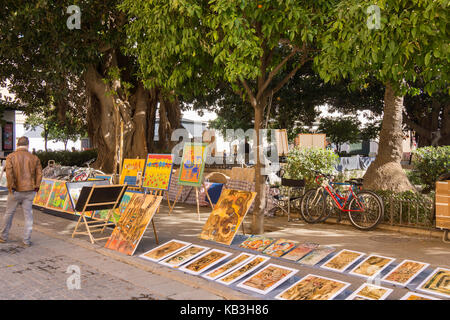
[6,147,42,192]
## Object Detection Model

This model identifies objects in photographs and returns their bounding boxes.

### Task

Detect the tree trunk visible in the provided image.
[363,83,415,192]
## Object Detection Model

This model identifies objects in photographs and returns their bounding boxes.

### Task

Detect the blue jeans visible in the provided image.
[1,191,36,244]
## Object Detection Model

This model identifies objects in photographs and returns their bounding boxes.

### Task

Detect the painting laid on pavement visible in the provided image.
[142,154,174,190]
[46,180,68,211]
[261,239,299,258]
[297,245,336,266]
[349,254,395,279]
[275,274,350,300]
[202,253,255,281]
[140,239,191,262]
[104,193,162,255]
[239,235,275,252]
[120,158,146,186]
[199,189,256,245]
[320,249,365,273]
[178,142,208,187]
[179,249,232,275]
[217,256,270,285]
[236,264,298,295]
[382,260,430,286]
[346,283,393,300]
[159,245,209,268]
[400,292,440,300]
[417,267,450,299]
[33,179,55,207]
[282,243,319,262]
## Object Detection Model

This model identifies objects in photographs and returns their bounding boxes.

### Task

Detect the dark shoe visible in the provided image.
[0,237,6,243]
[22,241,32,247]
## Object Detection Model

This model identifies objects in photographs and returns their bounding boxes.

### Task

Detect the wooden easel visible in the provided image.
[168,183,214,220]
[72,184,128,244]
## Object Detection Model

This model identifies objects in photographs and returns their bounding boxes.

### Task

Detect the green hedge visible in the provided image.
[35,149,98,168]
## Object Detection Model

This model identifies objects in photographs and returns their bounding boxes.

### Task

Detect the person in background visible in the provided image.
[0,136,42,247]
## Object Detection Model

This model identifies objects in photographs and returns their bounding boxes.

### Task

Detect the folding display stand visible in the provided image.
[72,184,128,244]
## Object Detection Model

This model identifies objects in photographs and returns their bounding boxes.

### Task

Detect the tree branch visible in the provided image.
[240,79,257,108]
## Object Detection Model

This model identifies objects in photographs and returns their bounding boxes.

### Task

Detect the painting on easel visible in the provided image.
[178,143,207,187]
[120,158,146,187]
[142,154,174,190]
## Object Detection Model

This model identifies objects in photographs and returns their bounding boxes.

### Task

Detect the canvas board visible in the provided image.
[159,245,210,268]
[199,189,256,245]
[239,235,276,252]
[400,292,441,300]
[179,249,232,275]
[202,253,255,281]
[178,142,208,187]
[66,180,110,211]
[282,243,319,262]
[297,245,336,266]
[217,255,270,286]
[275,274,350,300]
[236,263,298,295]
[320,249,365,273]
[348,254,395,279]
[120,158,146,186]
[142,154,174,190]
[416,267,450,299]
[46,180,68,211]
[139,239,192,262]
[261,239,299,258]
[346,283,393,300]
[381,259,430,287]
[33,179,56,207]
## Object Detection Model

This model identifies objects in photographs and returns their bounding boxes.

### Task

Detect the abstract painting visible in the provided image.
[262,239,298,258]
[275,274,350,300]
[217,255,270,285]
[159,245,209,268]
[297,245,336,266]
[142,154,174,190]
[178,142,208,187]
[349,254,395,279]
[202,253,255,281]
[140,239,191,262]
[236,264,298,295]
[239,235,275,252]
[417,267,450,299]
[46,180,68,211]
[282,243,319,262]
[179,249,232,275]
[320,249,365,273]
[346,283,393,300]
[104,193,162,255]
[400,292,440,300]
[382,260,430,286]
[199,189,256,245]
[120,158,146,186]
[33,179,55,207]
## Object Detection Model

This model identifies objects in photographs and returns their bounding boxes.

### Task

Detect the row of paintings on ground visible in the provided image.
[139,239,449,300]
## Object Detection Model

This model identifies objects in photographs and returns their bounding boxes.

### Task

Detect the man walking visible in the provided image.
[0,136,42,246]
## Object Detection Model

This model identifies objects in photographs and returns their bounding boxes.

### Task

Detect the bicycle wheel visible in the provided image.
[348,190,384,230]
[318,193,340,222]
[300,188,327,223]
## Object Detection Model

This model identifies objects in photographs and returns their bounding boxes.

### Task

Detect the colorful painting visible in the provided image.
[236,264,298,295]
[262,239,298,258]
[202,253,255,281]
[140,239,191,262]
[349,254,395,279]
[46,180,68,211]
[159,245,209,268]
[400,292,440,300]
[382,260,430,286]
[297,245,336,266]
[63,194,75,213]
[178,142,208,187]
[320,249,365,273]
[179,249,232,275]
[239,235,276,252]
[105,193,162,255]
[66,180,110,211]
[346,283,393,300]
[275,274,350,300]
[142,154,174,190]
[199,189,256,245]
[217,255,270,285]
[282,243,319,262]
[120,158,146,186]
[33,179,55,207]
[417,267,450,299]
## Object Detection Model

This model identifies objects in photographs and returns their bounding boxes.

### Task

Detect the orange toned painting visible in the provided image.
[178,143,207,187]
[218,256,269,285]
[382,260,429,286]
[159,245,209,268]
[140,239,191,262]
[120,158,146,186]
[199,189,256,245]
[350,255,394,278]
[282,243,319,262]
[417,267,450,299]
[203,253,254,280]
[239,235,275,252]
[142,154,174,190]
[321,249,365,272]
[351,284,393,300]
[262,239,298,257]
[180,249,231,275]
[237,264,297,295]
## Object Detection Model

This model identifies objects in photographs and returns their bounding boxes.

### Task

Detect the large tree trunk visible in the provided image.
[363,83,415,192]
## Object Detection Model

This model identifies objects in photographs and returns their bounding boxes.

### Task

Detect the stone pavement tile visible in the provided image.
[147,280,202,298]
[168,288,224,300]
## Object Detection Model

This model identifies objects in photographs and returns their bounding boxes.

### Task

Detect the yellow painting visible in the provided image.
[417,267,450,299]
[349,284,393,300]
[203,253,254,280]
[142,154,173,190]
[217,256,269,285]
[120,158,146,186]
[382,260,429,286]
[321,249,365,272]
[349,255,394,278]
[179,249,231,275]
[140,239,191,262]
[237,264,297,295]
[159,245,209,268]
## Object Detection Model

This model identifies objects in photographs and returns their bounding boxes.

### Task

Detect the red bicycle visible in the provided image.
[300,171,384,230]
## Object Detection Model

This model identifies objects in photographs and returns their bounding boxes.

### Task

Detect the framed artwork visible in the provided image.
[297,245,336,266]
[104,193,162,255]
[33,179,56,207]
[120,158,146,186]
[202,253,255,281]
[346,283,393,300]
[416,267,450,299]
[139,239,191,262]
[199,189,256,245]
[179,249,232,275]
[66,180,110,211]
[239,235,275,252]
[217,255,270,286]
[282,243,319,262]
[236,263,298,295]
[400,292,441,300]
[275,274,350,300]
[382,259,430,287]
[178,142,208,187]
[142,154,174,190]
[349,254,395,279]
[111,191,136,222]
[46,180,68,211]
[261,239,298,258]
[320,249,365,273]
[159,245,209,268]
